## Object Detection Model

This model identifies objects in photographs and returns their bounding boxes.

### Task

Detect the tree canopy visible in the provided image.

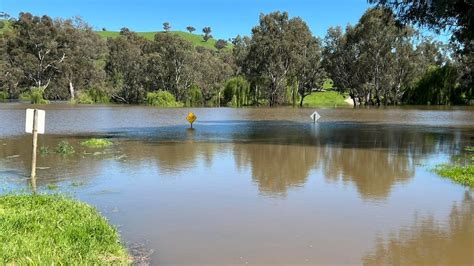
[0,9,470,106]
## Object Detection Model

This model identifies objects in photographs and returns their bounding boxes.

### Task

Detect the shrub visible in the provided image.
[75,91,94,104]
[146,90,183,107]
[74,88,110,104]
[0,91,8,101]
[27,87,49,104]
[19,91,31,101]
[186,85,203,107]
[55,141,75,155]
[88,87,110,103]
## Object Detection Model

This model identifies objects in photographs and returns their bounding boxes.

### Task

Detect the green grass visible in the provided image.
[81,138,113,148]
[0,194,130,264]
[434,164,474,187]
[303,90,350,107]
[97,30,230,50]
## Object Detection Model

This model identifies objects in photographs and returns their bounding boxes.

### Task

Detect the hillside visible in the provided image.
[97,30,230,50]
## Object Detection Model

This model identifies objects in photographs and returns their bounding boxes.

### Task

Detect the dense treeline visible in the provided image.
[0,7,472,106]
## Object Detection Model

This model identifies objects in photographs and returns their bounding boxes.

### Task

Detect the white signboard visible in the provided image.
[25,109,45,134]
[310,111,321,122]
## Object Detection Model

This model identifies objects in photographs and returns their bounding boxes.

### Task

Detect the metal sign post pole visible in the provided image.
[31,109,38,180]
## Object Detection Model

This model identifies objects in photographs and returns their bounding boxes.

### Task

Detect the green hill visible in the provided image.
[0,20,230,50]
[97,30,230,50]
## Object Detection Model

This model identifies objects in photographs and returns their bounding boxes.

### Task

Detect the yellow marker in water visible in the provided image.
[186,112,197,128]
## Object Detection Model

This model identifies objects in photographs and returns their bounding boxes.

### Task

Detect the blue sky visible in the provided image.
[2,0,373,39]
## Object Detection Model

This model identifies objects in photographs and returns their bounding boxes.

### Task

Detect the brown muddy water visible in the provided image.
[1,103,473,265]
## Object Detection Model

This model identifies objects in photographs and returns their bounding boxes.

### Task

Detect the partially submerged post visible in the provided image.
[25,109,45,190]
[310,111,321,123]
[187,112,197,129]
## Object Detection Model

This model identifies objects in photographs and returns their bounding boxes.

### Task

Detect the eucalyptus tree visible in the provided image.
[247,11,317,106]
[323,26,363,106]
[54,17,106,100]
[370,0,473,102]
[202,27,212,42]
[295,38,325,107]
[194,48,233,105]
[105,28,149,103]
[283,17,325,106]
[215,39,227,50]
[323,8,424,105]
[186,26,196,34]
[163,22,171,32]
[3,13,67,93]
[354,8,402,105]
[150,33,196,101]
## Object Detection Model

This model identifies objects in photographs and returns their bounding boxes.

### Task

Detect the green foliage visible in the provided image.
[223,76,250,107]
[29,87,49,104]
[81,138,113,148]
[75,88,110,104]
[322,79,334,89]
[303,91,350,107]
[88,88,110,103]
[465,146,474,152]
[186,85,203,107]
[18,88,49,104]
[434,164,474,187]
[18,91,31,101]
[404,64,464,105]
[55,141,75,155]
[146,90,183,107]
[0,91,8,101]
[75,91,94,104]
[0,19,10,34]
[215,39,228,50]
[0,194,129,264]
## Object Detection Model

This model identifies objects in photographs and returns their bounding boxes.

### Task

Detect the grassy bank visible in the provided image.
[303,91,350,107]
[0,194,129,264]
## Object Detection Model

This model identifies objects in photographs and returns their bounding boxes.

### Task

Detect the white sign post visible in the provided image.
[25,109,45,181]
[310,111,321,123]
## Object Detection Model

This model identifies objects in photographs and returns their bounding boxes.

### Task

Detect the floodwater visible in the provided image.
[1,103,473,265]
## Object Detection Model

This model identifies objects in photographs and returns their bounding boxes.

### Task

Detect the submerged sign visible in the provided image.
[25,109,46,134]
[310,111,320,123]
[187,112,197,128]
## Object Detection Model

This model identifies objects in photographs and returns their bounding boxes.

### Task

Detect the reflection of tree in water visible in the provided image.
[233,143,322,196]
[119,140,217,173]
[322,148,415,200]
[233,143,415,199]
[363,191,473,265]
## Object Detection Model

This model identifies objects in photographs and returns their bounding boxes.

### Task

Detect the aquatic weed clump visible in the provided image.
[55,141,75,155]
[39,145,50,156]
[81,138,113,148]
[434,164,474,187]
